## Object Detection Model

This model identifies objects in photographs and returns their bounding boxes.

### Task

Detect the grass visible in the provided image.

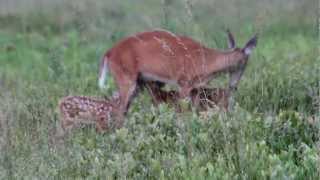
[0,0,319,179]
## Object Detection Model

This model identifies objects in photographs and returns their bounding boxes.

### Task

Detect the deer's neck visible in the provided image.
[207,50,239,74]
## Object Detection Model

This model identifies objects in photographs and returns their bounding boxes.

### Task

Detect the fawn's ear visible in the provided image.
[243,34,258,55]
[226,29,236,49]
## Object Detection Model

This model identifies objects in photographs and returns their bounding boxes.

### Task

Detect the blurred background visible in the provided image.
[0,0,316,36]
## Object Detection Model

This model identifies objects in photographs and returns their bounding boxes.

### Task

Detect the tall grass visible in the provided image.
[0,0,319,179]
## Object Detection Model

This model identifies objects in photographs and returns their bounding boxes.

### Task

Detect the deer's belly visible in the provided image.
[141,72,178,85]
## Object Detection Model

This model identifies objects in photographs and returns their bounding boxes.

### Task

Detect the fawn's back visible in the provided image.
[59,96,113,120]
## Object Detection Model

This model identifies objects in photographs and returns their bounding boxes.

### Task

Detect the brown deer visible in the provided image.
[143,82,230,112]
[98,29,257,126]
[57,95,119,135]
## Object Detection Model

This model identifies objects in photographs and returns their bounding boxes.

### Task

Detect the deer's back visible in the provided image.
[106,30,216,82]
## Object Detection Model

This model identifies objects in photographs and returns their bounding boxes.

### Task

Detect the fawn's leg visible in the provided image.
[95,116,108,133]
[178,80,193,100]
[56,113,74,139]
[61,118,74,133]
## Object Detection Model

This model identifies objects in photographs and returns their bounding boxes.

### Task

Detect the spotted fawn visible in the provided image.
[144,82,230,112]
[58,95,119,135]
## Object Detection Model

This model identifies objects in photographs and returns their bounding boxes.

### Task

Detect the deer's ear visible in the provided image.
[226,29,236,49]
[243,34,258,55]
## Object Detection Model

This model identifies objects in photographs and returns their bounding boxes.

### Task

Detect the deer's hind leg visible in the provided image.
[109,63,138,128]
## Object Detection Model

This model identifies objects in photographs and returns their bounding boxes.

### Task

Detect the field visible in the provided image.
[0,0,319,179]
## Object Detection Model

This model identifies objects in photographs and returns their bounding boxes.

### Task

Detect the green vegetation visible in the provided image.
[0,0,319,179]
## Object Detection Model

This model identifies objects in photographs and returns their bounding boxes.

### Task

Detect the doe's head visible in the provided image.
[226,30,258,63]
[226,30,258,90]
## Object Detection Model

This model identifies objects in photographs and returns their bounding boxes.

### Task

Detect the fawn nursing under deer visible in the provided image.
[57,29,257,133]
[141,81,230,112]
[98,29,257,126]
[57,86,228,135]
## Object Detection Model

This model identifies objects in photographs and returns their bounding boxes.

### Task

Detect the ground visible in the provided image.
[0,0,319,179]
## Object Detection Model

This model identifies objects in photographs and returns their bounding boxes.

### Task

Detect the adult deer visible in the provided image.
[98,29,257,126]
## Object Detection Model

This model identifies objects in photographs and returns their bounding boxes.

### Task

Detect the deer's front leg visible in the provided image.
[179,87,192,99]
[177,80,195,112]
[177,79,191,98]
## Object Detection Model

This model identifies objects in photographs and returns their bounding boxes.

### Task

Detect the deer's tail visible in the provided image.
[98,55,109,89]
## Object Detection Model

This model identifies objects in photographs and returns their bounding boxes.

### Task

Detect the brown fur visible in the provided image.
[99,29,257,124]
